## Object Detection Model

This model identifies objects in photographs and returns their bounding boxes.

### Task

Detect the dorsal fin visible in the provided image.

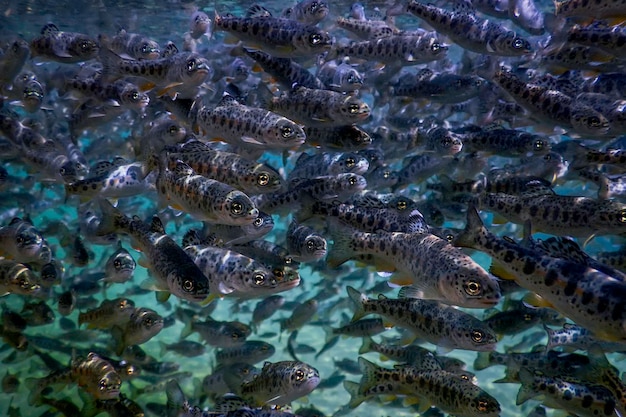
[150,215,165,234]
[173,161,194,177]
[161,42,178,58]
[247,4,273,18]
[41,23,60,36]
[182,229,203,247]
[218,94,239,107]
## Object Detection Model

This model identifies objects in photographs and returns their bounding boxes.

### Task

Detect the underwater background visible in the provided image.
[0,0,625,416]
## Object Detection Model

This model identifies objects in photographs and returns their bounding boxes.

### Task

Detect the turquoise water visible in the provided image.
[1,1,625,417]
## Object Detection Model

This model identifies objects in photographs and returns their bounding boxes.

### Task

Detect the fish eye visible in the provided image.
[253,217,263,226]
[533,140,544,150]
[348,176,357,185]
[309,33,322,45]
[186,59,197,72]
[131,91,139,100]
[273,268,284,278]
[306,239,315,250]
[168,125,178,134]
[619,209,626,223]
[348,103,360,114]
[295,369,305,381]
[513,38,525,49]
[257,172,270,186]
[16,235,24,244]
[231,202,243,215]
[114,259,122,268]
[471,330,485,343]
[345,157,355,168]
[80,41,90,52]
[254,273,266,285]
[396,200,407,210]
[383,171,391,179]
[588,116,601,127]
[99,380,107,391]
[310,2,319,12]
[478,400,490,412]
[523,313,532,322]
[544,154,552,161]
[144,317,153,326]
[445,234,454,242]
[465,280,482,296]
[231,332,239,339]
[18,278,30,289]
[431,42,441,52]
[141,44,151,53]
[182,279,194,292]
[118,300,128,308]
[280,125,293,138]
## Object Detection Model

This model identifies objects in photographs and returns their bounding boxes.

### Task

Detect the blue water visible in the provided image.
[1,1,625,417]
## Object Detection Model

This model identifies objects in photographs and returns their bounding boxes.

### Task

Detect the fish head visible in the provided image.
[10,265,43,297]
[443,267,501,308]
[5,38,30,60]
[303,235,327,260]
[95,371,122,400]
[269,118,306,147]
[225,191,259,225]
[471,391,501,417]
[292,27,334,56]
[339,153,369,175]
[172,268,212,303]
[338,173,367,194]
[15,224,43,257]
[242,211,275,236]
[339,95,370,123]
[287,362,321,397]
[68,35,100,59]
[570,105,611,137]
[120,86,150,112]
[491,32,532,56]
[190,11,211,39]
[250,165,285,193]
[138,40,160,60]
[181,54,211,85]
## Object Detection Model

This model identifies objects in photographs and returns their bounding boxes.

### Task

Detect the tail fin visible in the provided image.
[452,205,484,249]
[346,286,368,322]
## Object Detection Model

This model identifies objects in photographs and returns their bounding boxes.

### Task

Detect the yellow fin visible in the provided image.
[489,259,517,281]
[522,292,554,309]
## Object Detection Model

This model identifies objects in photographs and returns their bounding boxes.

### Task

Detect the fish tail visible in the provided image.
[180,320,194,339]
[515,368,536,405]
[96,198,129,236]
[165,379,187,417]
[97,38,122,82]
[357,357,382,393]
[327,222,357,268]
[358,336,373,355]
[344,380,366,408]
[473,352,492,370]
[111,325,125,356]
[453,205,484,249]
[346,286,367,321]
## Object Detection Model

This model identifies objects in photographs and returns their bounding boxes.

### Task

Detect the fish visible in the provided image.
[103,241,136,284]
[287,151,369,183]
[243,48,325,90]
[95,200,212,304]
[109,28,160,60]
[0,217,46,264]
[335,16,397,40]
[405,0,532,56]
[251,295,285,329]
[516,369,619,417]
[158,340,206,358]
[184,241,299,299]
[330,34,448,66]
[285,221,327,263]
[345,357,501,417]
[193,94,306,150]
[180,317,251,348]
[213,7,333,58]
[154,160,259,226]
[346,287,498,351]
[279,298,319,332]
[30,23,99,63]
[239,360,321,406]
[215,340,276,366]
[316,60,364,92]
[161,140,285,194]
[98,39,210,98]
[493,69,611,137]
[0,39,31,91]
[330,225,501,308]
[78,298,136,329]
[455,207,626,342]
[26,352,122,405]
[111,307,164,355]
[0,259,43,298]
[281,0,330,24]
[265,84,371,127]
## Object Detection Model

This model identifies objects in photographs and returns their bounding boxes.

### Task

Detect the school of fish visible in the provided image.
[1,0,626,416]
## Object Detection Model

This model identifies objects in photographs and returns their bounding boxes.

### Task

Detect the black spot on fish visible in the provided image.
[544,269,558,286]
